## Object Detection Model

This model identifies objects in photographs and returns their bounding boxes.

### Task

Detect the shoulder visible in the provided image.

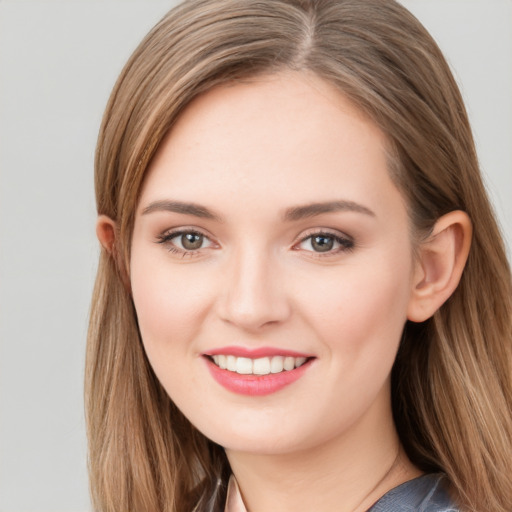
[367,473,459,512]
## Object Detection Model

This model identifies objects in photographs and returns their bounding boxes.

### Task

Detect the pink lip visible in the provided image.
[205,346,311,358]
[204,356,313,396]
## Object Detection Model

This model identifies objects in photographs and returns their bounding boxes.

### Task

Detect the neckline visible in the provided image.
[366,473,453,511]
[224,473,452,512]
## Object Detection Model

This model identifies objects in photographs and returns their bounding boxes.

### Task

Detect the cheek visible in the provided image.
[300,252,413,361]
[131,272,174,344]
[129,257,224,422]
[129,249,210,354]
[129,259,211,406]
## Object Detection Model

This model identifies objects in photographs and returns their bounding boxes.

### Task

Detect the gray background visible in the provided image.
[0,1,510,511]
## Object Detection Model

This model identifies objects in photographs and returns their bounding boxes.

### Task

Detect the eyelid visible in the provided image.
[294,227,353,243]
[292,228,355,254]
[156,224,215,240]
[155,226,354,256]
[156,226,218,255]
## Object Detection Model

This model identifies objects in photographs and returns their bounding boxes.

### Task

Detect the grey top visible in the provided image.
[367,473,459,512]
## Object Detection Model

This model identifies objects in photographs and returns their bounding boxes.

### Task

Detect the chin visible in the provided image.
[191,416,303,455]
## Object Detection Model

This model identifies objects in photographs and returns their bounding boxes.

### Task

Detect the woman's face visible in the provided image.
[130,72,418,454]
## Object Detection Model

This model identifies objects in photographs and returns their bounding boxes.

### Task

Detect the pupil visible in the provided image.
[312,235,333,252]
[182,233,203,250]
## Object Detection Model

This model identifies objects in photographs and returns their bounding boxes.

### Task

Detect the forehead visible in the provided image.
[139,71,401,219]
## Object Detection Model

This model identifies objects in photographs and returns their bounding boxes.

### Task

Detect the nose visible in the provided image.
[216,245,291,332]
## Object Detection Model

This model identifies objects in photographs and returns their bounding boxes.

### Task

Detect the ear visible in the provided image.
[96,215,117,253]
[96,215,132,294]
[407,210,472,322]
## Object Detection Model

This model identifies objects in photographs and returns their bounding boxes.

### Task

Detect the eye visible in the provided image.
[297,232,354,254]
[175,232,207,250]
[157,229,214,254]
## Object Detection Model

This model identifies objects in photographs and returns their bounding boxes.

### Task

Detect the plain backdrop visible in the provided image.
[0,1,510,511]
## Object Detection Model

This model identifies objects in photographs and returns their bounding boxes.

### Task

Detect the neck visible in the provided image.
[225,387,422,512]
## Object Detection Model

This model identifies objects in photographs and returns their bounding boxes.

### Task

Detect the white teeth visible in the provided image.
[283,356,295,371]
[211,354,309,375]
[253,357,271,375]
[236,357,253,374]
[295,357,307,367]
[226,355,237,372]
[270,356,284,373]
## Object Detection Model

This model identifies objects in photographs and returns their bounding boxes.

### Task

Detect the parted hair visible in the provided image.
[86,1,512,511]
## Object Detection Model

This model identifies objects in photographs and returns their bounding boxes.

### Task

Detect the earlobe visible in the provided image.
[96,215,117,253]
[407,210,472,323]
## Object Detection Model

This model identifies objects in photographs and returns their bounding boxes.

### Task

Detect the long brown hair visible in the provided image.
[86,1,512,510]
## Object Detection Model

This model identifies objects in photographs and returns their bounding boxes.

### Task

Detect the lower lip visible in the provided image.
[205,357,312,396]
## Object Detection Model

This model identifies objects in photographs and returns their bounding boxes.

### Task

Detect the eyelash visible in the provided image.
[156,229,355,257]
[293,230,355,257]
[156,229,213,257]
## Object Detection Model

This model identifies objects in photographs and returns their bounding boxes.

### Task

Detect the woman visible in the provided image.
[86,1,512,511]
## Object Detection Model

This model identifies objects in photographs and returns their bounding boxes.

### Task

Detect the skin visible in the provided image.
[98,71,472,511]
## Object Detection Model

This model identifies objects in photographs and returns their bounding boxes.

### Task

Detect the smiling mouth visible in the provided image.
[207,355,309,375]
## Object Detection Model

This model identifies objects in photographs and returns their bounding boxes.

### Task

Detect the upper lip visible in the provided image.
[203,346,313,358]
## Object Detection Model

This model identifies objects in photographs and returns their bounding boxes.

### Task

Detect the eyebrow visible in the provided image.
[283,200,375,221]
[141,199,375,222]
[141,200,222,221]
